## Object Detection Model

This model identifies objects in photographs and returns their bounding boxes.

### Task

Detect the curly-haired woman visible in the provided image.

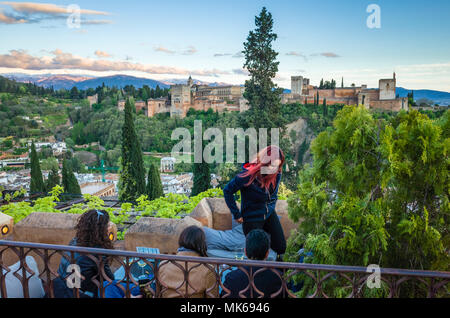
[52,209,115,298]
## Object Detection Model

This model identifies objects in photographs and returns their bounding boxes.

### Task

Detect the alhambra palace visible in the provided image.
[118,73,409,118]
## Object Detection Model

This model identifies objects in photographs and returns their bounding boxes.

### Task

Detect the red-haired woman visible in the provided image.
[223,145,286,260]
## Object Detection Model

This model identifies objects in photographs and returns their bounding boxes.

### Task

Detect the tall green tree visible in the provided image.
[62,159,81,195]
[242,7,286,143]
[286,106,449,297]
[146,163,164,200]
[119,97,146,202]
[191,159,211,197]
[45,166,60,192]
[30,142,45,194]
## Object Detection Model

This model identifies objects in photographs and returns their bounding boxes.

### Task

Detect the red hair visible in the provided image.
[239,145,285,193]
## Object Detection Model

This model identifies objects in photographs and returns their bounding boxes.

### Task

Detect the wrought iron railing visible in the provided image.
[0,240,448,298]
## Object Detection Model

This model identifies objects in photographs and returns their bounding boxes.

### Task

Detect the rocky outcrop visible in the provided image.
[286,117,315,166]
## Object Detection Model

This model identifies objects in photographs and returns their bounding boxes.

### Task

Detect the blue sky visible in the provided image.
[0,0,449,91]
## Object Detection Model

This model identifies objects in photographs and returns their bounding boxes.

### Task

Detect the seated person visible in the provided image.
[158,225,219,298]
[203,219,277,261]
[221,229,283,298]
[51,209,116,298]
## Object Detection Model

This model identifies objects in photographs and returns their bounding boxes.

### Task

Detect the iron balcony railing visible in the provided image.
[0,240,448,298]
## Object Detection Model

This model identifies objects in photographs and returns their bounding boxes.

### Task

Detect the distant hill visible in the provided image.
[2,73,170,90]
[2,73,235,90]
[396,87,450,106]
[73,75,170,90]
[282,87,450,106]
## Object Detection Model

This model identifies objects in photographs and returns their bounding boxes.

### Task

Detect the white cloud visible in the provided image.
[0,49,230,77]
[0,2,110,25]
[94,50,112,58]
[154,46,176,54]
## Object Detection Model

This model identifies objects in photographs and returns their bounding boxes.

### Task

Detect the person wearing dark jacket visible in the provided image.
[223,145,286,258]
[221,229,283,298]
[52,209,115,298]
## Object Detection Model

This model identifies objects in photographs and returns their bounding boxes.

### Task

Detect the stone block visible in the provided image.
[124,216,202,254]
[207,197,237,231]
[189,198,213,228]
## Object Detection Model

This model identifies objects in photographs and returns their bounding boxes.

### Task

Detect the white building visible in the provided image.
[160,157,176,173]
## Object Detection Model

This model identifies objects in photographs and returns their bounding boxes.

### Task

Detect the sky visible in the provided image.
[0,0,449,91]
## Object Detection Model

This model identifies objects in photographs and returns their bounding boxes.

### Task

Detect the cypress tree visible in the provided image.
[62,159,81,196]
[191,160,210,197]
[119,97,146,202]
[45,166,60,192]
[146,163,164,200]
[30,142,45,194]
[341,77,344,88]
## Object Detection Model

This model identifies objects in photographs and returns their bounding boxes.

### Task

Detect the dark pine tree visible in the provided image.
[119,97,146,202]
[146,163,164,201]
[30,142,45,194]
[242,7,286,145]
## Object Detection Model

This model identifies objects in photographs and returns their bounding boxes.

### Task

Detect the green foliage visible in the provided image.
[191,160,211,197]
[146,163,164,200]
[61,159,81,196]
[30,142,45,194]
[137,188,224,220]
[242,7,286,143]
[119,97,146,202]
[286,106,449,297]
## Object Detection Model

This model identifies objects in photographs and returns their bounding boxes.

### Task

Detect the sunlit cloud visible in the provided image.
[154,46,176,54]
[1,2,109,15]
[0,2,110,25]
[0,49,229,77]
[94,50,112,58]
[0,9,26,23]
[310,52,340,58]
[286,51,308,62]
[182,46,197,55]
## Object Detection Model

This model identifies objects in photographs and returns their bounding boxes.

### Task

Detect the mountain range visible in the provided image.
[1,73,231,90]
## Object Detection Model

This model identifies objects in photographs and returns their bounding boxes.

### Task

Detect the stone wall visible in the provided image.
[124,216,202,254]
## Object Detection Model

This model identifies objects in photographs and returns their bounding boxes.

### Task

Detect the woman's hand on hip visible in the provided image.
[235,217,243,224]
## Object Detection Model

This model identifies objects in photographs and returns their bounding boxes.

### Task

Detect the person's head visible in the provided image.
[240,145,285,192]
[245,229,270,261]
[75,209,113,250]
[178,225,208,257]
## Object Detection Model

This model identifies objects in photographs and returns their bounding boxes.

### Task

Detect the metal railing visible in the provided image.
[0,240,448,298]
